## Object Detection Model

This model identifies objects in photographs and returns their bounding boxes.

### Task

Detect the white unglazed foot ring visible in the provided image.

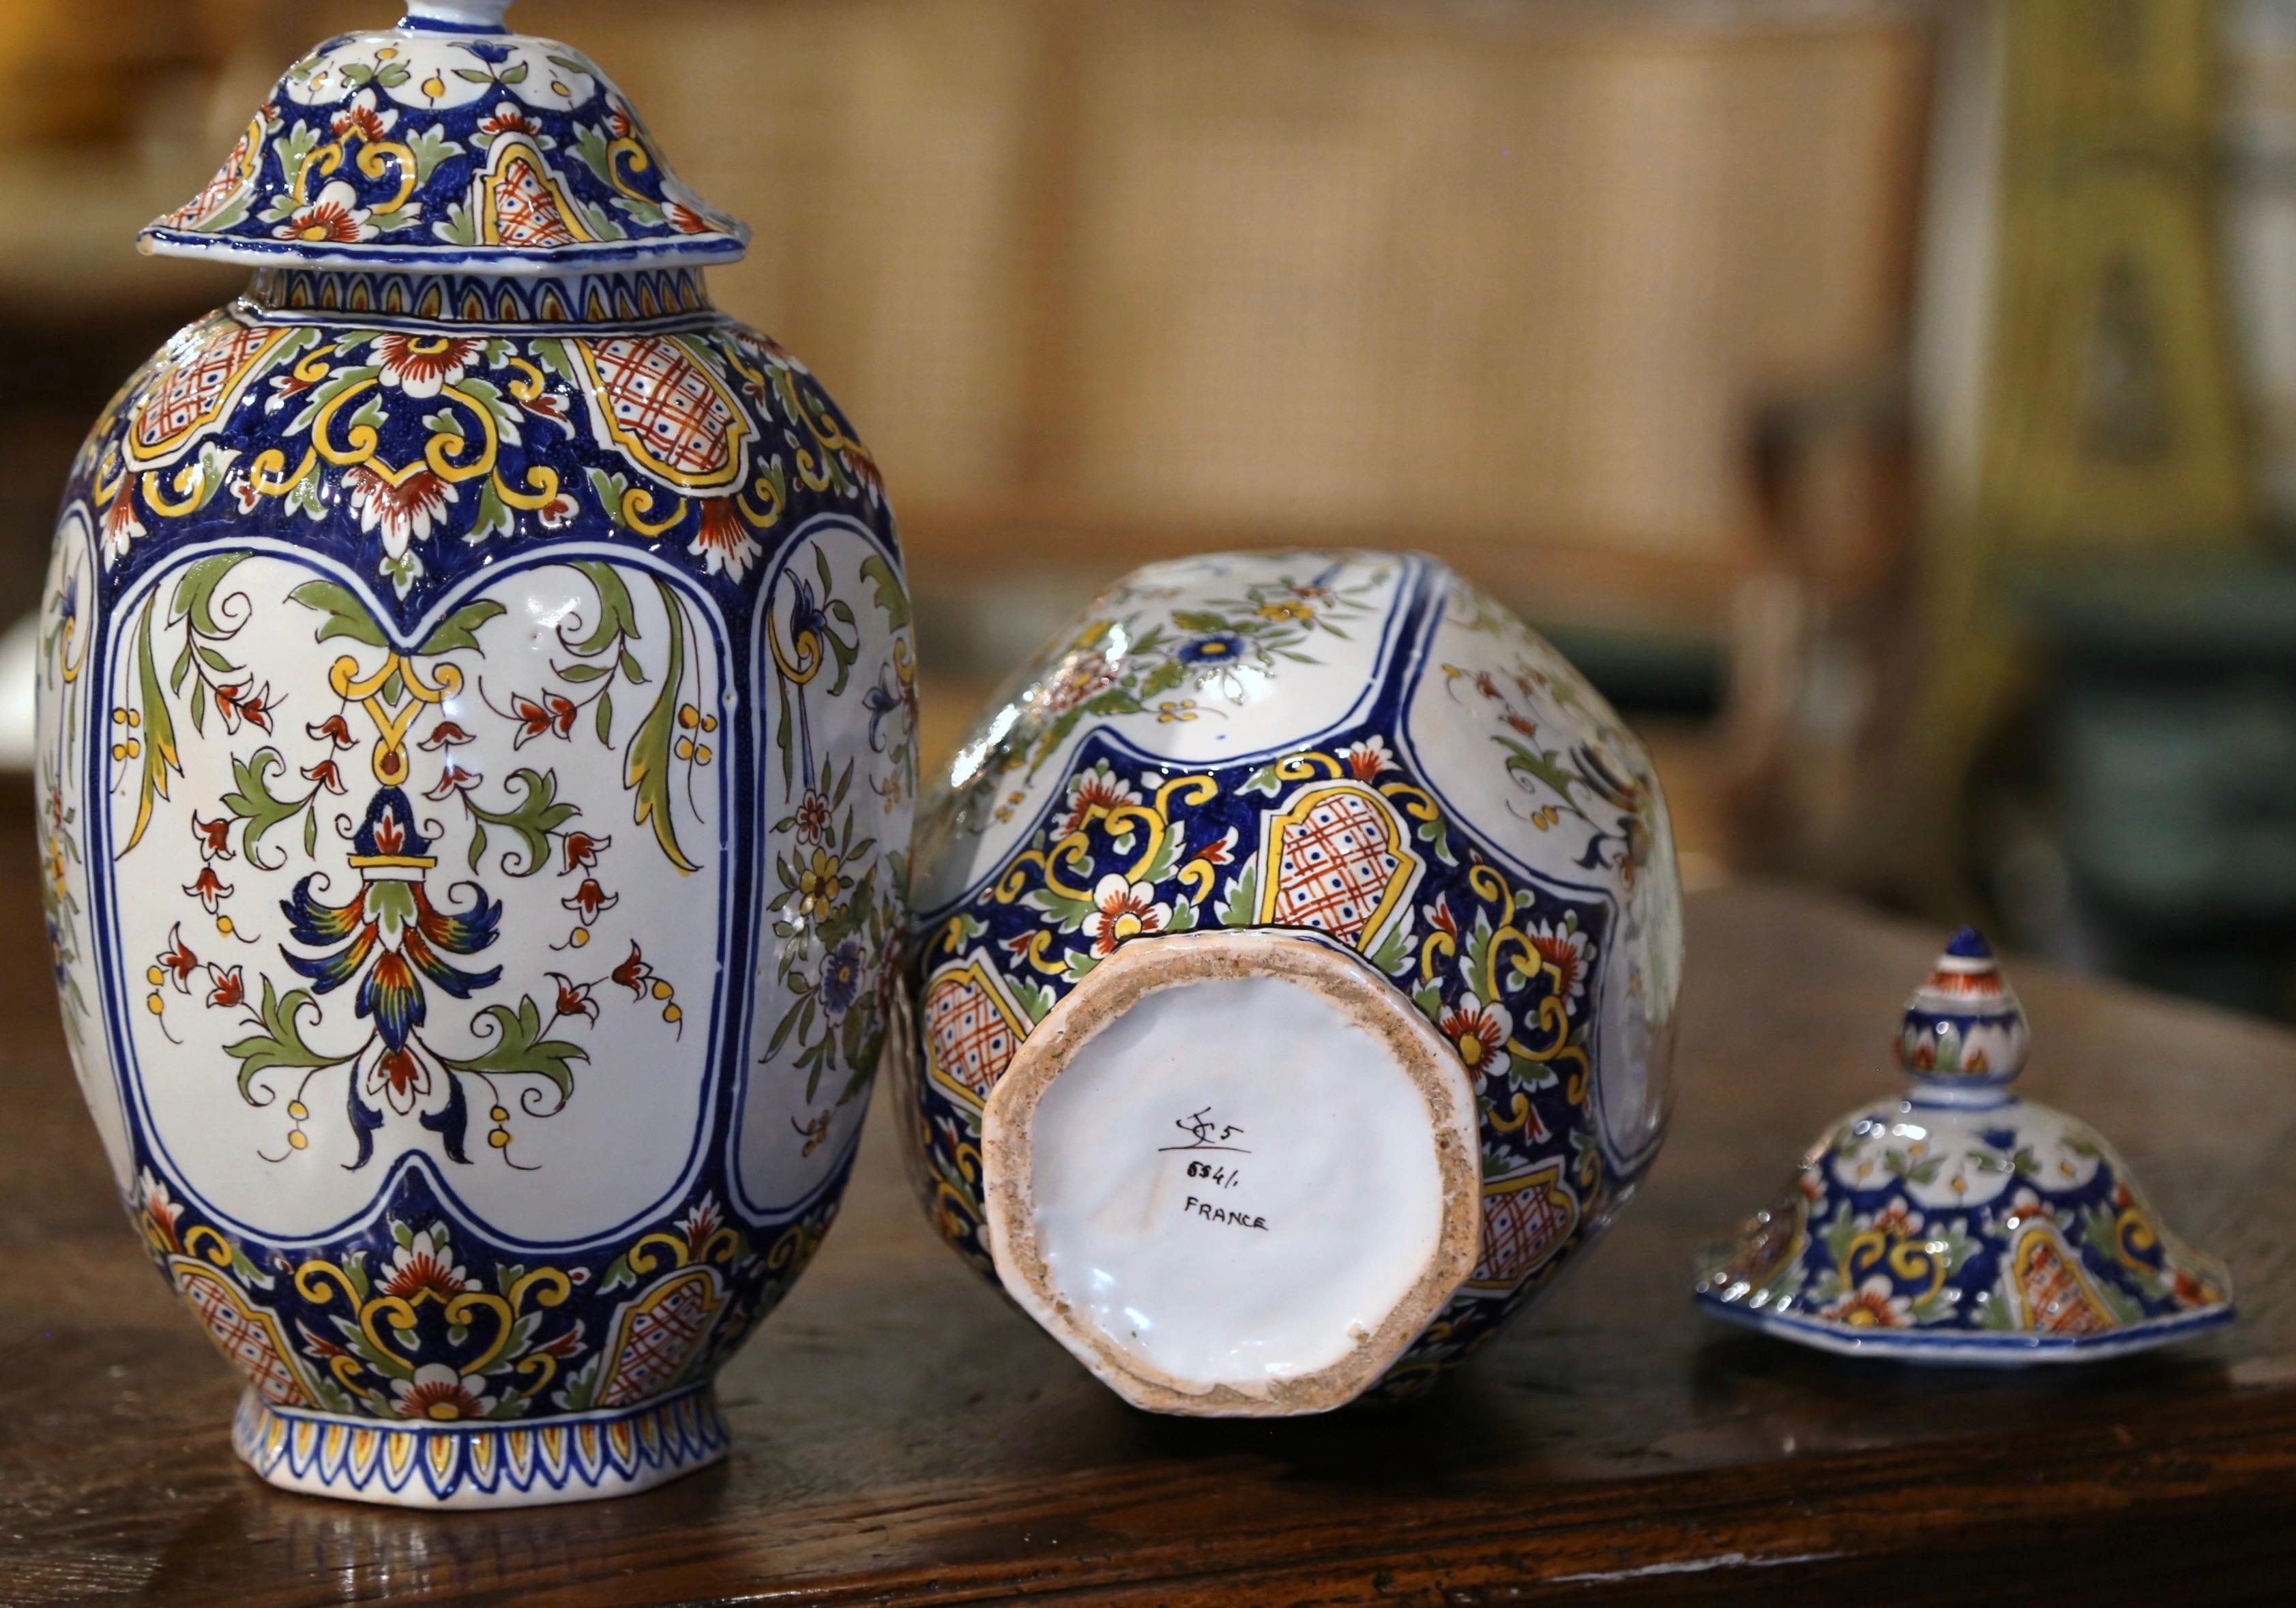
[982,929,1482,1416]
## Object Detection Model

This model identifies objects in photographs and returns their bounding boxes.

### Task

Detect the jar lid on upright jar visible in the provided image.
[141,1,749,277]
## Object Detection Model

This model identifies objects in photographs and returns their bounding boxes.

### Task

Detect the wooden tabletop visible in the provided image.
[6,798,2296,1607]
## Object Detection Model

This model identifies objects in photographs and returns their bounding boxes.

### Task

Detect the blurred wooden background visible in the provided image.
[0,0,1943,887]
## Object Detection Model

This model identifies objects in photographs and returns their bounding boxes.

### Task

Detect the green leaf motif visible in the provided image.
[225,978,346,1101]
[859,554,911,630]
[289,579,388,649]
[124,598,179,853]
[442,996,587,1100]
[418,598,507,658]
[585,468,634,529]
[466,769,578,877]
[626,579,699,873]
[568,561,640,656]
[222,748,316,865]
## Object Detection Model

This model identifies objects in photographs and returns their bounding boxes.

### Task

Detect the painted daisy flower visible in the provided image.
[1821,1276,1914,1330]
[372,334,486,400]
[1057,761,1140,838]
[820,939,866,1015]
[476,100,544,142]
[1083,875,1170,956]
[100,484,145,566]
[391,1364,492,1422]
[328,89,399,142]
[794,791,832,844]
[1340,735,1394,780]
[1038,652,1117,715]
[344,464,458,554]
[379,1228,472,1301]
[1439,994,1513,1072]
[1525,920,1593,1006]
[1176,632,1246,666]
[276,179,373,245]
[134,1167,183,1251]
[689,499,760,583]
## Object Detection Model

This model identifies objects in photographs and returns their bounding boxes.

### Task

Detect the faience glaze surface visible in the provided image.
[1696,932,2233,1362]
[144,3,745,273]
[36,3,914,1506]
[904,551,1682,1394]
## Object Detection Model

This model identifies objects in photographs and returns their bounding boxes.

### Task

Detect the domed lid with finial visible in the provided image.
[141,1,748,276]
[1694,929,2233,1363]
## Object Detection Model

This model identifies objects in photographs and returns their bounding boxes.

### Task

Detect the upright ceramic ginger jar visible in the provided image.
[900,551,1681,1414]
[34,1,915,1506]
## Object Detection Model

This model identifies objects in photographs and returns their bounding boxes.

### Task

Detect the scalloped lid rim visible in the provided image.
[139,1,749,278]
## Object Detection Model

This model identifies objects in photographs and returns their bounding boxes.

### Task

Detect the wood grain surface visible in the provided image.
[3,793,2292,1605]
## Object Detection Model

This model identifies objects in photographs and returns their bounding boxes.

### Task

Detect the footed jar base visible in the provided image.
[231,1382,729,1508]
[981,929,1482,1416]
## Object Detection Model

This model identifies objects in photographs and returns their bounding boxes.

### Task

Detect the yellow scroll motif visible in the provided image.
[332,652,462,786]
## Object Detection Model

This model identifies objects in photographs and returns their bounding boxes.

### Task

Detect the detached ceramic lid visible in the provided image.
[142,1,748,276]
[1695,930,2233,1363]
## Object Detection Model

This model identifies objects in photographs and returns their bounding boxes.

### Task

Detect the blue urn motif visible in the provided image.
[34,0,915,1506]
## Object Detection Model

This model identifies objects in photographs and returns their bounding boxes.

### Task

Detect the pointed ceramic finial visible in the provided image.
[1894,926,2029,1096]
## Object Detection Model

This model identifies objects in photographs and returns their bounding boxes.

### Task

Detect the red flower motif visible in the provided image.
[156,925,201,993]
[364,817,402,862]
[1424,895,1460,939]
[612,941,655,998]
[510,693,578,748]
[1340,736,1394,780]
[191,813,235,862]
[548,973,600,1025]
[1438,995,1513,1072]
[214,679,276,735]
[477,101,542,139]
[1188,825,1239,870]
[420,721,475,750]
[424,763,482,801]
[561,832,610,873]
[795,793,836,845]
[688,499,760,583]
[372,334,486,400]
[278,181,370,245]
[378,1230,470,1300]
[183,866,233,914]
[308,713,357,750]
[301,759,348,795]
[205,965,245,1010]
[370,1046,430,1115]
[561,879,618,924]
[535,1326,585,1359]
[664,200,714,235]
[329,89,398,142]
[344,464,457,551]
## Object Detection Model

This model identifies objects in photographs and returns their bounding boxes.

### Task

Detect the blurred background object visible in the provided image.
[8,0,2296,1019]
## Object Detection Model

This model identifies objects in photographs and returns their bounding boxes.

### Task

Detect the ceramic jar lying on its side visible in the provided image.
[898,551,1682,1414]
[37,0,915,1506]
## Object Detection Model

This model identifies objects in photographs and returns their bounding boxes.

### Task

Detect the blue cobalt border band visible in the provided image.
[232,1382,730,1506]
[1696,1293,2235,1364]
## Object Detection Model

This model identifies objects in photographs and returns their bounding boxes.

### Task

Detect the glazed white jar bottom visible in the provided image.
[982,931,1481,1415]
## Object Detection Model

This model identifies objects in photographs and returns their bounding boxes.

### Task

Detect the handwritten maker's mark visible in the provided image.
[1160,1107,1250,1154]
